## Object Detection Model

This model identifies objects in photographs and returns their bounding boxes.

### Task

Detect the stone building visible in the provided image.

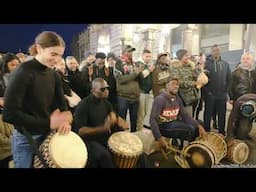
[78,24,254,70]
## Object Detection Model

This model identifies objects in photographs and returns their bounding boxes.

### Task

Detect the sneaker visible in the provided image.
[171,138,183,150]
[219,131,226,136]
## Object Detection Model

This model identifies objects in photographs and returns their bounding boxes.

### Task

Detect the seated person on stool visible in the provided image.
[74,78,148,168]
[227,93,256,141]
[150,77,207,151]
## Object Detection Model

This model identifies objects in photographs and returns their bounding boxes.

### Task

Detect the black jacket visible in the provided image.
[229,67,256,101]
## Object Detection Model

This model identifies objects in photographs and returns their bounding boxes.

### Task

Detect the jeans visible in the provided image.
[159,120,198,143]
[118,96,139,132]
[12,129,43,168]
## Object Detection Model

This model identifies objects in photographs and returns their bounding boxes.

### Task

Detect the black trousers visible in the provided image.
[204,94,227,133]
[85,140,150,168]
[86,141,115,168]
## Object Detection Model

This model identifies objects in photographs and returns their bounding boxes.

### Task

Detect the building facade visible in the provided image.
[78,24,254,69]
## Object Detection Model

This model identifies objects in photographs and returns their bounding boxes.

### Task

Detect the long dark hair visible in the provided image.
[0,52,20,75]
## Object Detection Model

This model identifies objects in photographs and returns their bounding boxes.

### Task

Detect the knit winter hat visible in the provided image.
[176,49,188,60]
[107,52,117,60]
[95,52,106,59]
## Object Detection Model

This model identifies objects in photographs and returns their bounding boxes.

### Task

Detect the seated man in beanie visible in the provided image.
[227,93,256,141]
[150,77,207,150]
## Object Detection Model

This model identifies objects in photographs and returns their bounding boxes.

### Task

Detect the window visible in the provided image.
[201,24,229,38]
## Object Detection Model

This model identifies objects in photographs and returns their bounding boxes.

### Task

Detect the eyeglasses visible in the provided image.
[100,87,109,92]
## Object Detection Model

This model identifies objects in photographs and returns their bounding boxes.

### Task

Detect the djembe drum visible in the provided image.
[33,131,87,168]
[226,139,249,164]
[181,132,227,168]
[108,131,143,168]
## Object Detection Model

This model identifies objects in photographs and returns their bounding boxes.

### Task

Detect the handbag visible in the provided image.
[179,87,201,106]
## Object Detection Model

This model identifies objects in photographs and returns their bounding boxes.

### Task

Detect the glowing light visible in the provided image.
[162,24,170,36]
[133,33,140,43]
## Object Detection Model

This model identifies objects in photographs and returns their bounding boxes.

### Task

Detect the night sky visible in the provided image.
[0,24,87,56]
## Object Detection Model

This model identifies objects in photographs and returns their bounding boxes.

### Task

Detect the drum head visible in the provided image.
[108,131,143,156]
[183,143,215,168]
[198,132,227,161]
[231,141,249,164]
[49,131,87,168]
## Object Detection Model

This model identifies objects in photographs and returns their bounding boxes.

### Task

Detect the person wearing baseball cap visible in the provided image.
[122,45,136,53]
[152,52,171,98]
[116,45,141,133]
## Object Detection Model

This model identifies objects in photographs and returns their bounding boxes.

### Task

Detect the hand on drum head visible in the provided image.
[50,109,73,130]
[57,121,71,135]
[117,117,129,130]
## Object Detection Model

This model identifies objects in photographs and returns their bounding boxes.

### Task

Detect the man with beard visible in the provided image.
[152,53,171,98]
[150,77,206,150]
[115,45,142,132]
[229,52,256,103]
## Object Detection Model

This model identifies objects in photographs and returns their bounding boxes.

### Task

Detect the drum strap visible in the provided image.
[21,127,49,168]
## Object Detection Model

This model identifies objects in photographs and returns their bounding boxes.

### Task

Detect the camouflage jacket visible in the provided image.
[170,59,200,106]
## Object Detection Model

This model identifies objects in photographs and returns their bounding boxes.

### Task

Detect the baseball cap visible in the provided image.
[123,45,136,52]
[157,52,168,59]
